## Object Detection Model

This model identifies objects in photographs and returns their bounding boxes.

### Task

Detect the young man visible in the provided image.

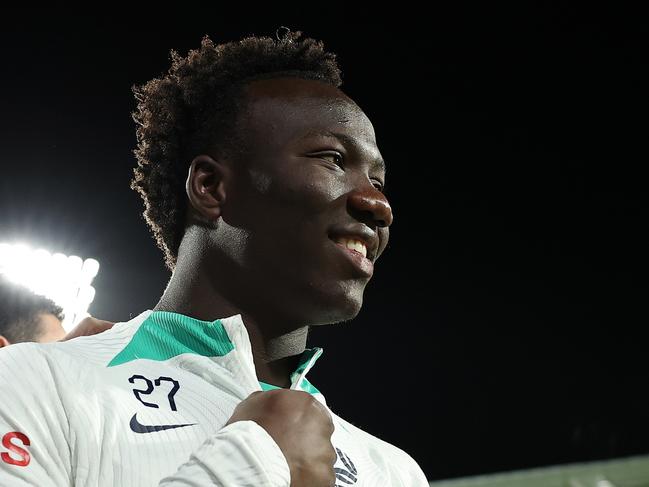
[0,276,66,345]
[0,276,114,346]
[0,31,428,486]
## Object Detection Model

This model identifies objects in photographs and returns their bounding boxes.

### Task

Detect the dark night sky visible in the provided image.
[0,5,647,481]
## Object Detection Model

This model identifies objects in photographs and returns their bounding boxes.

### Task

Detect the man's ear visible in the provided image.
[185,155,229,223]
[0,335,11,348]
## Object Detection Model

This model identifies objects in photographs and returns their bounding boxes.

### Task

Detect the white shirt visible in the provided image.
[0,310,428,486]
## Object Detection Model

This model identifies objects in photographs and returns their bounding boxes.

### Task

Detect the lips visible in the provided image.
[332,237,367,258]
[328,227,378,278]
[331,239,374,277]
[328,225,379,262]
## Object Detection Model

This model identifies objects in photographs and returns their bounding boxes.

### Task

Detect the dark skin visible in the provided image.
[155,77,392,388]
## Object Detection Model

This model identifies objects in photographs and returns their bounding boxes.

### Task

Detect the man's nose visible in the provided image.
[347,186,393,228]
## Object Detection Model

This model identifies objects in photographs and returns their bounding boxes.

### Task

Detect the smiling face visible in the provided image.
[206,77,392,327]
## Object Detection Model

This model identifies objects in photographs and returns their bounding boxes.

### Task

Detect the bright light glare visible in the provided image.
[0,242,100,332]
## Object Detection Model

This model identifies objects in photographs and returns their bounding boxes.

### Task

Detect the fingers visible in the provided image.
[60,316,114,341]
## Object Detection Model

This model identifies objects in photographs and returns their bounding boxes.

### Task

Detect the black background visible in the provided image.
[0,5,647,481]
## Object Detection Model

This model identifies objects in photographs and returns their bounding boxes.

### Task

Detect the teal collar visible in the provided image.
[259,347,323,395]
[108,310,323,395]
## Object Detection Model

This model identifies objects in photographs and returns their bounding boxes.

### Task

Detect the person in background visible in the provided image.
[0,275,112,346]
[0,276,66,346]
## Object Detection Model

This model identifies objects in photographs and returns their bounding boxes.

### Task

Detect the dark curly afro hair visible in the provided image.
[131,29,342,269]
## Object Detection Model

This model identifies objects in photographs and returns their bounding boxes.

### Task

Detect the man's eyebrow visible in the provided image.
[300,130,386,173]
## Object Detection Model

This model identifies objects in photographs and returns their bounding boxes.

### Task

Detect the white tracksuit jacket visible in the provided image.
[0,310,428,486]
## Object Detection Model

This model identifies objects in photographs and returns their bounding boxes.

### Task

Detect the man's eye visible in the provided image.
[372,180,385,192]
[311,152,344,166]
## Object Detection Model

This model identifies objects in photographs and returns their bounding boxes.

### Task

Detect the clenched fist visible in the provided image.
[226,389,337,487]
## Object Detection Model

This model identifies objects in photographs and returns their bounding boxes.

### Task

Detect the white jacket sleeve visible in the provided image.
[0,344,72,486]
[159,420,291,486]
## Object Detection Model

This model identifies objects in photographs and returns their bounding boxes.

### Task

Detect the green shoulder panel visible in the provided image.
[107,311,234,367]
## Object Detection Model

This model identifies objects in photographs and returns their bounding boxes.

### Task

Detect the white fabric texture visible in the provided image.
[0,310,428,486]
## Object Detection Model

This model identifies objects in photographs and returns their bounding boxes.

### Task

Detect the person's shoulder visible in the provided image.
[0,341,60,406]
[46,310,152,366]
[0,310,151,373]
[0,337,98,389]
[0,311,152,402]
[333,414,429,484]
[0,340,51,372]
[335,415,415,460]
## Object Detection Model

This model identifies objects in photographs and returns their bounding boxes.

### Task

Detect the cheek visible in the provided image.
[377,228,390,256]
[263,167,342,225]
[247,167,273,194]
[247,151,347,206]
[276,165,339,200]
[234,162,346,265]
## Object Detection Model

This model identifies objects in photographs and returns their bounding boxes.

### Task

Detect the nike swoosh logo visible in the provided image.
[129,413,196,434]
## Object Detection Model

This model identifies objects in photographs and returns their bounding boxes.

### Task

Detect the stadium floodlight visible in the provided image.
[0,242,100,332]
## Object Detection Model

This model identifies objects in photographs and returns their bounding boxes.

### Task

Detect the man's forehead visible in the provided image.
[242,77,374,141]
[245,77,351,103]
[243,78,365,121]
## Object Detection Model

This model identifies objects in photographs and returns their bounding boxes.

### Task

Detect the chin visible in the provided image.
[308,289,364,326]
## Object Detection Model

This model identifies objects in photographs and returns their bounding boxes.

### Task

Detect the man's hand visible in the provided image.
[226,389,336,487]
[60,316,114,341]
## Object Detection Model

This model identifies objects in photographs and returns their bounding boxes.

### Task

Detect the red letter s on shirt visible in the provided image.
[1,432,31,467]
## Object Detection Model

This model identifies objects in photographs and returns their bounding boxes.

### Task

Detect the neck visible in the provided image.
[155,245,309,389]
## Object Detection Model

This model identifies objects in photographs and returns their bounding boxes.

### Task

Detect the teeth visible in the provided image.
[334,237,367,258]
